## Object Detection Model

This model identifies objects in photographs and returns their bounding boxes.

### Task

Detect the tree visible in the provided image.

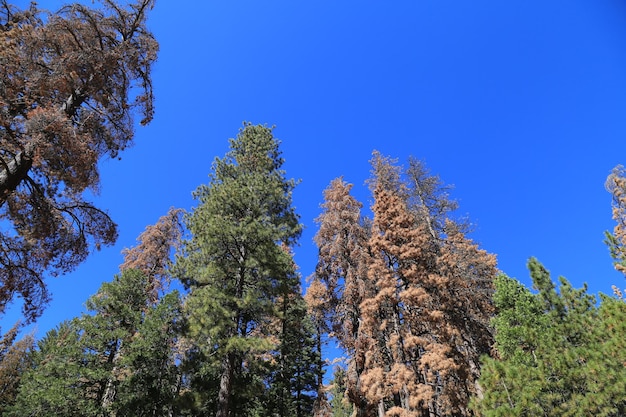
[268,278,320,417]
[0,323,34,414]
[473,259,626,417]
[7,320,92,416]
[120,207,184,303]
[115,291,184,417]
[313,152,497,417]
[0,0,158,322]
[328,366,354,417]
[175,123,304,417]
[8,269,183,417]
[605,164,626,297]
[309,177,374,417]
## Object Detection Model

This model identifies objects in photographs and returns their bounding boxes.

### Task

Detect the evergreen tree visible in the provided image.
[120,207,184,304]
[605,164,626,297]
[0,0,158,322]
[7,320,92,416]
[268,281,320,417]
[309,177,373,417]
[473,259,626,416]
[175,123,304,417]
[8,270,183,417]
[329,366,354,417]
[313,152,497,417]
[116,291,184,417]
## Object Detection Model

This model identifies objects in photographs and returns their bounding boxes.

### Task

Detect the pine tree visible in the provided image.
[0,0,158,322]
[120,207,184,304]
[314,152,497,417]
[329,366,354,417]
[115,291,184,417]
[473,259,626,416]
[7,320,92,416]
[0,323,34,414]
[8,270,183,417]
[268,280,320,417]
[310,177,374,416]
[175,123,304,417]
[605,164,626,297]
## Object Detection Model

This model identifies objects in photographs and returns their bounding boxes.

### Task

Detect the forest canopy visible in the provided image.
[1,1,625,416]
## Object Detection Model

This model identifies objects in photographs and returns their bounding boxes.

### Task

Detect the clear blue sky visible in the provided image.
[5,0,626,340]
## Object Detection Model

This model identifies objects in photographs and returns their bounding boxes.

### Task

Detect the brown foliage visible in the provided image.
[313,153,497,417]
[0,322,34,412]
[0,0,158,321]
[309,177,378,417]
[120,207,184,303]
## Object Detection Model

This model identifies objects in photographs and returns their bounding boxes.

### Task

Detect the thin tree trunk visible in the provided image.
[377,399,386,417]
[101,341,122,417]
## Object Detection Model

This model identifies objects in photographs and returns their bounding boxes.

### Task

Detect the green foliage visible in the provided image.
[8,270,183,417]
[7,321,95,417]
[175,123,312,416]
[115,291,184,416]
[473,258,626,417]
[266,291,320,417]
[329,367,353,417]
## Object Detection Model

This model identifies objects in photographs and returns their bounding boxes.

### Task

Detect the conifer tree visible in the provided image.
[310,177,373,416]
[0,0,158,322]
[0,323,33,414]
[268,281,320,417]
[329,366,354,417]
[314,152,497,417]
[120,207,184,304]
[7,320,90,416]
[605,164,626,297]
[473,259,626,416]
[8,270,183,417]
[363,152,497,417]
[175,123,303,417]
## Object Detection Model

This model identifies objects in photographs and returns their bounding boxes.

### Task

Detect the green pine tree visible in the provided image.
[8,270,183,417]
[115,291,184,416]
[329,366,353,417]
[7,320,90,416]
[473,258,626,416]
[174,123,304,417]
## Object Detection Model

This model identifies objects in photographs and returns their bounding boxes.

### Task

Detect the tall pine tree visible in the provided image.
[313,152,497,417]
[175,123,306,417]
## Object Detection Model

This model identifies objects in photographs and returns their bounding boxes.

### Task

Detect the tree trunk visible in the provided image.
[100,341,122,417]
[216,353,235,417]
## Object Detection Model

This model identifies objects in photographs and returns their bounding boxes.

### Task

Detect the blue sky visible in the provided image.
[4,0,626,341]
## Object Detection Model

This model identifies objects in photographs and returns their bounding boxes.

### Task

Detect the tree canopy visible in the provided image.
[0,0,158,322]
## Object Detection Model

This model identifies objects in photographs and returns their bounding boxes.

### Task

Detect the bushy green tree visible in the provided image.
[7,320,93,416]
[175,123,307,417]
[473,258,626,416]
[8,270,183,417]
[329,366,354,417]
